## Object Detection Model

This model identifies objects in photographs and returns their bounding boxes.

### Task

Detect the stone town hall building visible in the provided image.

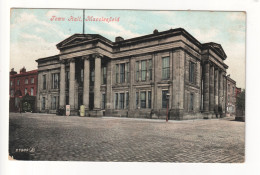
[36,28,228,120]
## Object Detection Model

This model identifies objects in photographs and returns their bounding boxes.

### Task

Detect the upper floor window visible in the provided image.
[126,63,129,83]
[31,78,34,84]
[136,61,140,81]
[162,57,170,80]
[189,61,195,83]
[232,86,235,95]
[116,64,119,83]
[10,81,13,87]
[120,64,125,83]
[25,79,28,84]
[42,75,46,90]
[90,69,95,86]
[17,79,20,85]
[101,66,107,84]
[25,88,28,95]
[141,61,147,81]
[80,68,84,83]
[148,59,152,80]
[52,73,59,89]
[228,84,230,93]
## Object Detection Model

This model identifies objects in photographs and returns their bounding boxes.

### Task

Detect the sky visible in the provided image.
[10,9,246,88]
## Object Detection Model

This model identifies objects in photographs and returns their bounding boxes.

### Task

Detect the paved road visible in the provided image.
[9,113,245,162]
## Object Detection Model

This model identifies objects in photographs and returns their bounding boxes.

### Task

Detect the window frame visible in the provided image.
[140,91,146,108]
[162,57,170,80]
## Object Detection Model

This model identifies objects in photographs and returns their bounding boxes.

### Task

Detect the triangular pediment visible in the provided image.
[203,42,227,60]
[56,34,95,49]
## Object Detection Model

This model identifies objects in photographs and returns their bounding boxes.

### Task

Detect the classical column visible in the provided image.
[69,58,75,110]
[214,68,219,107]
[83,56,90,109]
[209,65,215,112]
[59,60,66,108]
[203,61,210,112]
[94,54,102,110]
[218,70,223,110]
[106,60,112,110]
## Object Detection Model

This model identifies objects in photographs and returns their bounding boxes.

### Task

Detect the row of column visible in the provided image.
[203,61,225,113]
[59,54,102,111]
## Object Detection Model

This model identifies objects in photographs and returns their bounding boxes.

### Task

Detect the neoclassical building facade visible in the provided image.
[36,28,228,120]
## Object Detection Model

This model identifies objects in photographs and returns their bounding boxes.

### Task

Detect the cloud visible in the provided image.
[89,23,141,40]
[46,10,59,19]
[228,12,246,21]
[189,28,219,43]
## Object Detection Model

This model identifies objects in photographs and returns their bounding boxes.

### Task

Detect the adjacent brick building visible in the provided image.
[36,28,229,120]
[226,75,236,116]
[9,67,38,112]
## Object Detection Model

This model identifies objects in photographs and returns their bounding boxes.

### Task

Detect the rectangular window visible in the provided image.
[66,71,69,89]
[43,75,46,90]
[17,79,20,85]
[81,68,84,83]
[66,95,69,105]
[228,84,230,93]
[148,91,152,108]
[232,86,235,95]
[189,93,194,111]
[102,94,106,109]
[126,92,129,108]
[162,57,170,79]
[136,92,139,109]
[114,93,118,109]
[148,59,152,80]
[42,97,46,110]
[52,73,60,89]
[140,92,146,108]
[25,79,28,84]
[90,69,95,86]
[120,63,125,83]
[119,93,125,109]
[141,60,147,81]
[136,61,139,81]
[31,78,34,84]
[51,96,57,110]
[101,66,107,84]
[116,64,119,83]
[10,81,13,87]
[126,63,129,83]
[189,61,195,83]
[11,90,14,97]
[162,90,169,108]
[25,88,27,95]
[31,87,34,96]
[228,95,230,103]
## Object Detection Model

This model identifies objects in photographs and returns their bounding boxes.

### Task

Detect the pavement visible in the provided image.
[9,112,245,162]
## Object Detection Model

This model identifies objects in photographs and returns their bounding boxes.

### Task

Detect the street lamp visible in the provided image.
[166,93,170,122]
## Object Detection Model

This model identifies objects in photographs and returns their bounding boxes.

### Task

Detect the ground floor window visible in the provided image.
[140,92,146,108]
[136,92,139,109]
[42,97,46,110]
[148,91,151,108]
[189,93,194,111]
[126,92,129,108]
[102,94,106,109]
[162,90,169,108]
[114,93,118,109]
[51,96,59,110]
[119,93,125,109]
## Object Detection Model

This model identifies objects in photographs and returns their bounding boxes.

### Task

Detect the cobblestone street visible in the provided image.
[9,113,245,162]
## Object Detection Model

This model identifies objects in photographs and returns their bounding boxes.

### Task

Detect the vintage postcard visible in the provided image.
[9,9,245,162]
